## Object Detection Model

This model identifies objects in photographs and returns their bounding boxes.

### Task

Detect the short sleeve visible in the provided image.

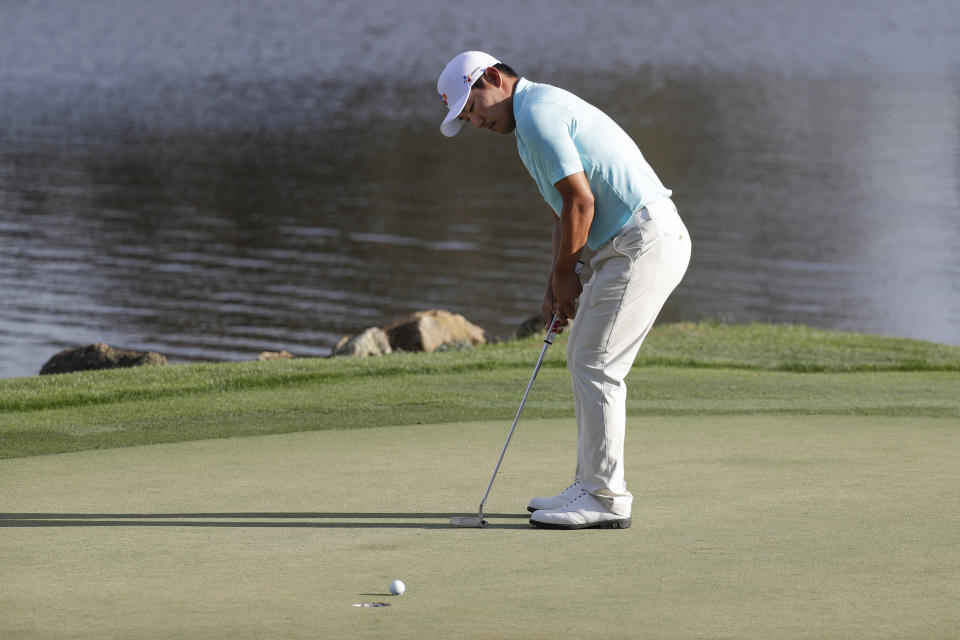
[518,102,583,185]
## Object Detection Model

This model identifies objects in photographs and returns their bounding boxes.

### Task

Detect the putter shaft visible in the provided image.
[454,261,582,528]
[476,313,561,516]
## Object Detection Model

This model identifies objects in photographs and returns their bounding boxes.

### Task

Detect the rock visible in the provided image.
[258,350,293,361]
[331,327,392,357]
[383,309,491,353]
[516,314,577,339]
[515,314,547,339]
[40,343,167,375]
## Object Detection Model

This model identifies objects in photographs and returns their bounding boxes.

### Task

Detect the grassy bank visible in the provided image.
[2,322,958,459]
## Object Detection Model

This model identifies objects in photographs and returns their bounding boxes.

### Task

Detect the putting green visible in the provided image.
[1,415,957,639]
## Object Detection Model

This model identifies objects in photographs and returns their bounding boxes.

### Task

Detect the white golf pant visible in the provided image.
[567,197,691,516]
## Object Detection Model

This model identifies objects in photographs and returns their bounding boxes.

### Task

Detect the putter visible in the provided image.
[450,311,565,528]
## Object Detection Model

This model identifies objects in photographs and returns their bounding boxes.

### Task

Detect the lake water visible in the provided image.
[1,0,958,378]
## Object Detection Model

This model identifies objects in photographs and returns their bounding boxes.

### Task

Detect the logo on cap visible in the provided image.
[464,65,487,84]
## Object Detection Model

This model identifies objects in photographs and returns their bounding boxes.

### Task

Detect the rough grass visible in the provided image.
[637,321,960,371]
[1,322,958,459]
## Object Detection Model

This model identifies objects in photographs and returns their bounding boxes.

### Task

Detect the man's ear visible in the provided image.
[484,66,503,88]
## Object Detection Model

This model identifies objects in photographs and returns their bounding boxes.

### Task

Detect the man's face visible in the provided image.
[457,70,516,135]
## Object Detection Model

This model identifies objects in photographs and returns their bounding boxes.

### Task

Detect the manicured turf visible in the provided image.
[1,416,957,639]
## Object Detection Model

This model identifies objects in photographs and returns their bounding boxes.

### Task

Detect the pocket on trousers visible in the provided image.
[611,216,655,261]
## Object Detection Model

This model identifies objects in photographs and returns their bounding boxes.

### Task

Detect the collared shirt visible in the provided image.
[512,77,672,250]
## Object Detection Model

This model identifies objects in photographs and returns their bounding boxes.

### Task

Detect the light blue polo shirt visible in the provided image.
[512,78,671,250]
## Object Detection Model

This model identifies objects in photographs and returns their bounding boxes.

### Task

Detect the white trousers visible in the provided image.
[566,197,691,516]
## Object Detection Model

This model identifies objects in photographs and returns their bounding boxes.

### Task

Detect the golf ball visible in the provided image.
[389,579,405,596]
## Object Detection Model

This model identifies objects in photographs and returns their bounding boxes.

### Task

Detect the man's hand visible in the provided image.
[542,291,556,328]
[552,267,582,321]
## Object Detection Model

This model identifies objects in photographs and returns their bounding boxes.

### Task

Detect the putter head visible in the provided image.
[449,516,489,528]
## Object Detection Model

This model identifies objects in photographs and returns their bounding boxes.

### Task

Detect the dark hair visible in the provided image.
[473,62,518,87]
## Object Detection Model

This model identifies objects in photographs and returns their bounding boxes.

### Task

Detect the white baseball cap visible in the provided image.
[437,51,501,137]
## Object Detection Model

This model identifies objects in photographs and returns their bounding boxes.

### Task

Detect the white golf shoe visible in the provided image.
[527,479,582,513]
[529,490,631,530]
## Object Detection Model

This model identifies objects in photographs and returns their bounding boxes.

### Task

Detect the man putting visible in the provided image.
[438,51,691,530]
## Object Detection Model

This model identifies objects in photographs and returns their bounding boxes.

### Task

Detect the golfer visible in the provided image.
[438,51,691,529]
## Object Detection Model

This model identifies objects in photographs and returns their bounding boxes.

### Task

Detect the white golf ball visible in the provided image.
[389,579,405,596]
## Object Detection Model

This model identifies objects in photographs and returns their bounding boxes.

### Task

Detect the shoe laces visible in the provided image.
[562,489,588,508]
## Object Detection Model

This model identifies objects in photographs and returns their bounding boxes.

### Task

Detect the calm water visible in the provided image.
[1,1,958,378]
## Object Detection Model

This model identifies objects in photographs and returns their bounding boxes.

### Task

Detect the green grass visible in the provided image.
[2,415,958,639]
[2,322,958,639]
[2,322,958,459]
[637,321,960,371]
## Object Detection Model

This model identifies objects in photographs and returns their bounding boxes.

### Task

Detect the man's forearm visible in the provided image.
[547,219,562,293]
[549,171,595,320]
[556,198,593,273]
[551,171,595,274]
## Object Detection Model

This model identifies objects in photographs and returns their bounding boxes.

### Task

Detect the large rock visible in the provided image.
[40,343,167,375]
[383,309,492,353]
[331,327,392,357]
